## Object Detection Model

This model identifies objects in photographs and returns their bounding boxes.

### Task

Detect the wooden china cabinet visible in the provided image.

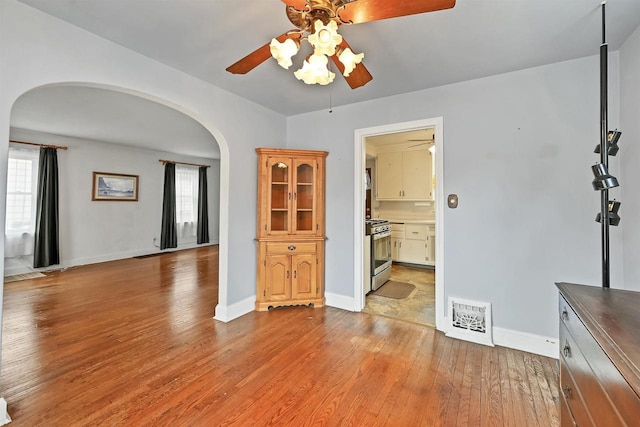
[255,148,328,311]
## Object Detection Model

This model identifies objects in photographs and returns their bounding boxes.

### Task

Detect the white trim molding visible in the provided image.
[0,398,10,426]
[353,117,445,330]
[213,295,254,323]
[493,327,559,359]
[325,292,358,312]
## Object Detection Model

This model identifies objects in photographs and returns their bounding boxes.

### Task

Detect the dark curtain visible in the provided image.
[160,163,177,249]
[197,166,209,244]
[33,147,60,268]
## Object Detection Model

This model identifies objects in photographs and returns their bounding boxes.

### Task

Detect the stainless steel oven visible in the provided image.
[366,220,392,292]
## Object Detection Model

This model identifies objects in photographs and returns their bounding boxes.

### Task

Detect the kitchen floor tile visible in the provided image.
[363,264,435,326]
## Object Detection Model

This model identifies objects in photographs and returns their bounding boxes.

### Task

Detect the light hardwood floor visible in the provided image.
[1,246,559,426]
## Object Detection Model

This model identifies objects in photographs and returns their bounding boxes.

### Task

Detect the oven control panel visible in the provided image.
[366,220,390,235]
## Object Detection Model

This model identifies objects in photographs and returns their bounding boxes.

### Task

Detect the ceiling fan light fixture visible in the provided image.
[308,20,342,56]
[338,47,364,76]
[270,37,300,69]
[294,54,335,85]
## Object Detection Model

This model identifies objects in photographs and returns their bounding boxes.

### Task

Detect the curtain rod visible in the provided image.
[9,139,68,150]
[159,159,210,168]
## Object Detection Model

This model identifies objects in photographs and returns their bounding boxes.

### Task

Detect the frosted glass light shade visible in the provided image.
[308,20,342,56]
[338,47,364,76]
[294,54,335,85]
[270,38,299,69]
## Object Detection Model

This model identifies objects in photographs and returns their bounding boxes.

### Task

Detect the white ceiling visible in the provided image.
[10,0,640,155]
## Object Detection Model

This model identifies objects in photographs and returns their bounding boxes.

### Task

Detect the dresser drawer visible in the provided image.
[559,390,576,427]
[557,283,640,427]
[560,323,625,426]
[266,242,317,254]
[559,359,594,427]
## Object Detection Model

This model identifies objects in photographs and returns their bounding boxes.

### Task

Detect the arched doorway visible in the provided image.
[4,83,231,318]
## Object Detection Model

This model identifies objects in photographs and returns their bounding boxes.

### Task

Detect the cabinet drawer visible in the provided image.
[559,358,594,427]
[559,295,640,425]
[390,223,405,238]
[559,390,575,427]
[559,323,625,426]
[266,242,317,254]
[405,224,427,240]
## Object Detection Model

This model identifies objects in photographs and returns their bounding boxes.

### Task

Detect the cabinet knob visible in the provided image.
[561,308,569,320]
[563,342,571,358]
[288,245,296,251]
[562,385,572,399]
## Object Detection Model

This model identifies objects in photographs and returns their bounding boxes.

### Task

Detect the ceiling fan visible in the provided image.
[226,0,456,89]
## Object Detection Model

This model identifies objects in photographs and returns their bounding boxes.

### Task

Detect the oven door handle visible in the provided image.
[372,231,391,240]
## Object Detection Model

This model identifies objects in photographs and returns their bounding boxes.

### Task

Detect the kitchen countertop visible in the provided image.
[386,219,435,224]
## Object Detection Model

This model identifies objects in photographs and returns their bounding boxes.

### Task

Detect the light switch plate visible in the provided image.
[448,194,458,208]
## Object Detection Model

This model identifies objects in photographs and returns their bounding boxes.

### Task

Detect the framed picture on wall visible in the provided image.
[92,172,139,201]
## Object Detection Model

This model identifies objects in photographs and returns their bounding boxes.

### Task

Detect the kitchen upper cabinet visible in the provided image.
[376,149,432,201]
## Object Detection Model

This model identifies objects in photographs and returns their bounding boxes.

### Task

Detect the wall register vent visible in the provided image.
[446,297,494,347]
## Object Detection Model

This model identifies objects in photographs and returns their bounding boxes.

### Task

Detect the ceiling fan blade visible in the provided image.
[280,0,308,10]
[331,39,373,89]
[339,0,456,24]
[226,32,301,75]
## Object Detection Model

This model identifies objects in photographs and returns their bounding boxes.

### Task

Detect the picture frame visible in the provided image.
[92,172,139,201]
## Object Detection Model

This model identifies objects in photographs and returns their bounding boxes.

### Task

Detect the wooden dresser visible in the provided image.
[556,282,640,426]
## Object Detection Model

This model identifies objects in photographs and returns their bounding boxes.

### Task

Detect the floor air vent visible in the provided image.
[446,297,494,346]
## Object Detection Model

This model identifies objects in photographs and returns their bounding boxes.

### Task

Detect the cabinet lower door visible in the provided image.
[292,253,317,300]
[400,239,428,265]
[266,254,292,302]
[391,237,400,261]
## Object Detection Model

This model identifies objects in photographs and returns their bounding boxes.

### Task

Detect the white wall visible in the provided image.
[620,25,640,291]
[5,128,220,274]
[0,0,287,326]
[287,54,623,340]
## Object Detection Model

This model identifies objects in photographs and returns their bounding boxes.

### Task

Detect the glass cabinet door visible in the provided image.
[268,157,292,233]
[294,160,315,233]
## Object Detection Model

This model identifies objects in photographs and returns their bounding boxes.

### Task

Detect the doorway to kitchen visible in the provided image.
[353,118,445,331]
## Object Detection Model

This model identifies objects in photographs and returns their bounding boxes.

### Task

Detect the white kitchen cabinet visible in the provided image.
[399,239,427,264]
[391,223,435,266]
[426,226,436,266]
[376,149,432,200]
[391,237,401,261]
[390,223,404,262]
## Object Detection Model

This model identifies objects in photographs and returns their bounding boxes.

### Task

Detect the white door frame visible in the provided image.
[353,117,446,331]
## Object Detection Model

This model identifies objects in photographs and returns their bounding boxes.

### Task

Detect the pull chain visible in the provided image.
[329,88,333,113]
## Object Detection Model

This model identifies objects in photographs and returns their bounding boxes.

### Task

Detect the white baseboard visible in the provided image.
[493,327,559,359]
[64,241,219,268]
[0,398,11,425]
[325,292,357,312]
[213,295,254,323]
[3,241,220,277]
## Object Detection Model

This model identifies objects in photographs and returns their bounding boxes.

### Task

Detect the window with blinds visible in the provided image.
[175,165,199,241]
[5,147,39,257]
